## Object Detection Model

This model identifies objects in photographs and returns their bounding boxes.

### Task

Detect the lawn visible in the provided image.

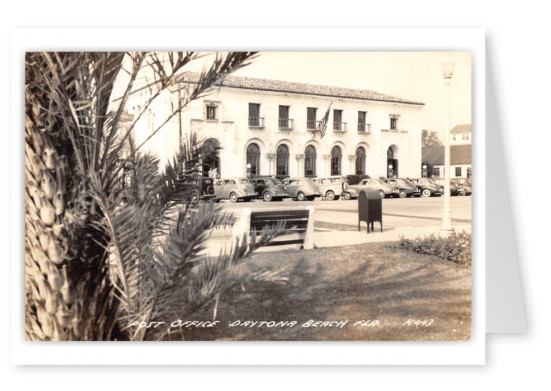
[168,242,471,341]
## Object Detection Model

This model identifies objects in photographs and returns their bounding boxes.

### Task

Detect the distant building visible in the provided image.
[423,124,472,178]
[128,72,425,179]
[450,124,472,145]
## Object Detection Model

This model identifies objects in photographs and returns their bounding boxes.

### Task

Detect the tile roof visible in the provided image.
[177,72,424,106]
[450,124,472,134]
[422,144,472,165]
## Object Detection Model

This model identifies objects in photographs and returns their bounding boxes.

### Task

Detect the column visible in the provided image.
[266,153,276,176]
[322,154,331,177]
[294,154,305,177]
[348,154,356,175]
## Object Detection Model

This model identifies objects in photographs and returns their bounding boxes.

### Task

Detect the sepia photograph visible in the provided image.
[24,51,472,342]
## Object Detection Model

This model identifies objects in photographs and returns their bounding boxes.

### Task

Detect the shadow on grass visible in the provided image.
[174,242,471,341]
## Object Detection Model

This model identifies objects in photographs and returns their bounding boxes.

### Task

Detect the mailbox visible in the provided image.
[358,190,383,233]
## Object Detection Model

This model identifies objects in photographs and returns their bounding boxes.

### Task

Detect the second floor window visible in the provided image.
[249,103,262,127]
[390,114,399,130]
[307,107,317,130]
[333,109,343,131]
[358,111,367,132]
[206,105,217,120]
[279,105,291,129]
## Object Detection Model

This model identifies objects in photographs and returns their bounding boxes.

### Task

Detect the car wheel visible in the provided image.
[297,192,306,201]
[263,192,273,202]
[343,192,351,201]
[191,192,200,203]
[421,189,431,197]
[398,189,407,198]
[229,192,238,203]
[325,190,335,201]
[379,190,385,199]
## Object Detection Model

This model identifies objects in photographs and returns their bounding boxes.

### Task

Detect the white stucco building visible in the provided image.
[129,72,425,179]
[450,124,472,145]
[424,124,472,178]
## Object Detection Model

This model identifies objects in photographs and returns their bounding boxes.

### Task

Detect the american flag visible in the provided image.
[316,102,332,138]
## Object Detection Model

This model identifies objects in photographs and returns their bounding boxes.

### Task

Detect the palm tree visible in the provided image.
[25,52,288,341]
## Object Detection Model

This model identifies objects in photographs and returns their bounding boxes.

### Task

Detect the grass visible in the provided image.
[166,242,471,341]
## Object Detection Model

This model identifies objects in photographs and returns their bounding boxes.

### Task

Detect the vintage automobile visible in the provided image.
[281,177,322,201]
[310,176,346,201]
[383,177,422,198]
[343,178,400,200]
[433,177,461,196]
[409,178,443,197]
[213,178,257,202]
[174,176,216,203]
[249,176,290,202]
[453,177,473,196]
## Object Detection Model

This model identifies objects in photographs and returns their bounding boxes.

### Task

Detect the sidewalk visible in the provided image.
[201,222,472,256]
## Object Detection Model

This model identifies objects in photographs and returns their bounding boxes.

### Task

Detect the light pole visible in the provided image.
[388,164,393,178]
[440,58,455,236]
[422,164,428,178]
[246,163,252,181]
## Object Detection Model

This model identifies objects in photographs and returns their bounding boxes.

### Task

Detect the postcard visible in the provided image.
[13,28,486,365]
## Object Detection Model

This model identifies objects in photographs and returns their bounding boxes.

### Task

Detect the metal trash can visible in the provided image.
[358,190,383,233]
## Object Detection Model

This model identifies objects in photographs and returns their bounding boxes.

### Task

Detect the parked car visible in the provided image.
[433,177,461,196]
[249,176,290,202]
[310,176,346,201]
[383,177,422,198]
[281,177,322,201]
[213,178,257,202]
[175,176,216,203]
[344,178,400,200]
[409,178,443,197]
[453,177,472,196]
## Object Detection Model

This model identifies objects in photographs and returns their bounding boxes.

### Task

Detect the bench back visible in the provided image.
[234,207,314,250]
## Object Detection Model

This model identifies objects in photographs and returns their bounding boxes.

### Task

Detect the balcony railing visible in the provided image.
[278,118,294,130]
[358,123,371,133]
[333,122,347,132]
[248,117,265,128]
[307,120,319,131]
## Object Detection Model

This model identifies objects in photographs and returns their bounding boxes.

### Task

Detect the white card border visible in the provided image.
[10,27,485,365]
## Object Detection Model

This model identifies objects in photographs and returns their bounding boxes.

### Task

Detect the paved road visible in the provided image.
[217,195,472,233]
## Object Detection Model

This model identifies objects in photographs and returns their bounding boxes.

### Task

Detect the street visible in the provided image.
[219,195,471,232]
[204,195,472,254]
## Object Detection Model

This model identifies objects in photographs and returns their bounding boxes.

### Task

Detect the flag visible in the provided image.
[316,102,332,138]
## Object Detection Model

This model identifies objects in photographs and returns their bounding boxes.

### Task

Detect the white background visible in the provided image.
[2,0,548,388]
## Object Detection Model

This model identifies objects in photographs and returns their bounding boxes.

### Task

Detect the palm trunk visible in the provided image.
[25,53,120,341]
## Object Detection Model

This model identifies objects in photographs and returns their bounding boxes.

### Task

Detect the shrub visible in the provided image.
[398,231,472,266]
[346,174,370,185]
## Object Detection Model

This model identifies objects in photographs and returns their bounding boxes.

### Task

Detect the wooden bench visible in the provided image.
[232,207,314,250]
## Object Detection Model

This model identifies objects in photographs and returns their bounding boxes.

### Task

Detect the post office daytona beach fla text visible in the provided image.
[128,72,425,179]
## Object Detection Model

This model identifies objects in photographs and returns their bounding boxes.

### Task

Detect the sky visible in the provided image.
[189,52,472,139]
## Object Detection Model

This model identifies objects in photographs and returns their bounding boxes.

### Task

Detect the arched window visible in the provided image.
[202,138,220,176]
[355,147,366,175]
[305,145,316,177]
[276,144,289,177]
[387,146,398,178]
[246,143,260,176]
[331,146,342,176]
